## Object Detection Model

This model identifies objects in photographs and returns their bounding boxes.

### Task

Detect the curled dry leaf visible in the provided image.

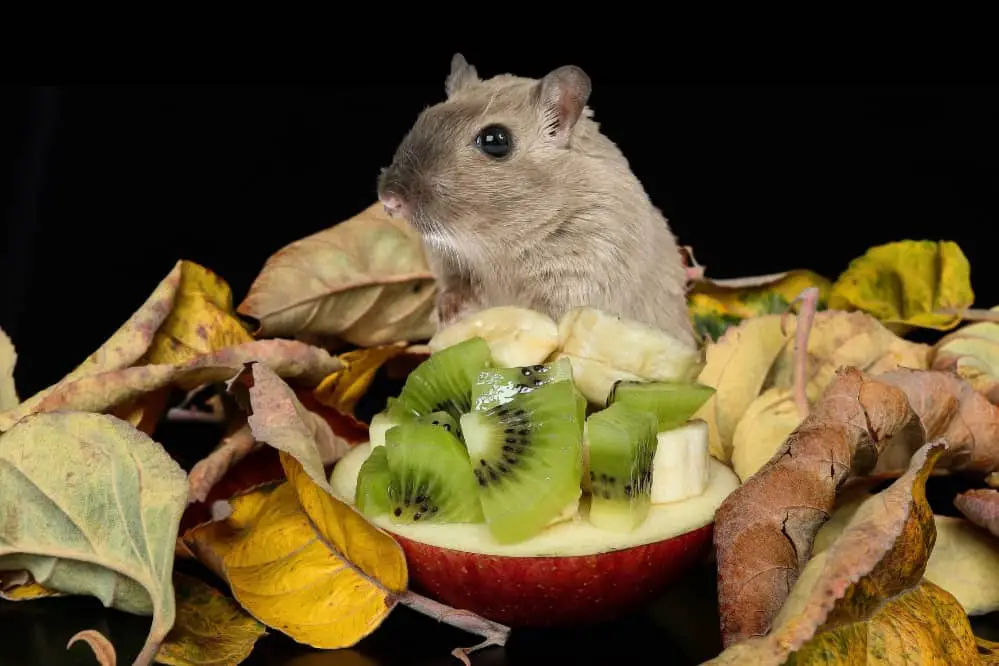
[0,325,18,411]
[0,569,62,601]
[142,260,254,366]
[0,260,183,430]
[874,367,999,478]
[709,441,983,664]
[0,339,342,431]
[932,306,999,404]
[155,572,267,666]
[813,492,999,616]
[184,453,409,649]
[228,361,352,491]
[828,239,975,332]
[686,268,832,342]
[955,488,999,537]
[312,342,410,418]
[0,412,189,666]
[713,365,926,645]
[694,309,930,469]
[238,202,438,347]
[187,425,260,504]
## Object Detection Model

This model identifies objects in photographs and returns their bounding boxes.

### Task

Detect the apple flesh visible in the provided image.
[329,442,740,627]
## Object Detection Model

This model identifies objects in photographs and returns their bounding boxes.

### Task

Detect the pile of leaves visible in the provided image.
[2,200,999,665]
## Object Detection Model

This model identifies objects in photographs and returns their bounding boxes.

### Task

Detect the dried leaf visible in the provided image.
[0,261,183,429]
[155,572,267,666]
[932,306,999,404]
[0,339,342,431]
[238,202,438,347]
[68,629,118,666]
[693,315,791,462]
[828,239,974,331]
[182,453,409,649]
[955,488,999,537]
[709,441,982,664]
[0,325,18,410]
[730,387,800,482]
[187,425,261,504]
[312,342,409,417]
[0,411,189,665]
[697,310,931,466]
[713,366,925,645]
[143,260,254,366]
[687,269,832,341]
[875,368,999,477]
[0,569,62,601]
[814,494,999,616]
[228,361,351,491]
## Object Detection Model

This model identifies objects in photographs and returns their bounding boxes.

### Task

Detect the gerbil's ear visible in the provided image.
[536,65,592,147]
[445,53,479,98]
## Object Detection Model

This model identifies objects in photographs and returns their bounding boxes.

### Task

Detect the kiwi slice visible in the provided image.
[394,337,493,422]
[384,421,484,524]
[354,445,392,517]
[369,404,464,448]
[471,357,574,411]
[586,401,659,533]
[608,380,716,431]
[460,380,586,544]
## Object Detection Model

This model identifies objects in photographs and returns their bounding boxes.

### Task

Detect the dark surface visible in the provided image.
[2,72,998,665]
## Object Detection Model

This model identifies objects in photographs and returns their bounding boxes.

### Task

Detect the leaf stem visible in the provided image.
[397,590,510,663]
[784,287,820,419]
[166,407,226,424]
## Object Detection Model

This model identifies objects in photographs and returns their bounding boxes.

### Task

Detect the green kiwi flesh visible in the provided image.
[354,445,392,517]
[608,380,716,431]
[585,401,659,533]
[383,421,484,524]
[459,380,586,544]
[393,337,492,422]
[369,406,464,448]
[471,357,573,411]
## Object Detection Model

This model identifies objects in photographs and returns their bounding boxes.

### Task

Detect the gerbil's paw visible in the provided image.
[434,288,476,329]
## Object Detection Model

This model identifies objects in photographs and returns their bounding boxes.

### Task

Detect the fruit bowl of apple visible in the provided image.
[328,307,741,627]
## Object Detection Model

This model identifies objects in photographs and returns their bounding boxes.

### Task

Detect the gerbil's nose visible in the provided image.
[379,191,409,219]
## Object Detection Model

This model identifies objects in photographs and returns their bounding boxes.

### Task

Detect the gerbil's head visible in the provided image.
[377,54,593,242]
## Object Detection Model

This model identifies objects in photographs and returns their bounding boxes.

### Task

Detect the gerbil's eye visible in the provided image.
[475,124,512,158]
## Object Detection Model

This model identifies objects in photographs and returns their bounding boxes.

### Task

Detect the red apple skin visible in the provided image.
[391,523,714,627]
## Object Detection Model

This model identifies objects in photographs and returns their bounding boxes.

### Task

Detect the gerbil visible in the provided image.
[377,54,697,348]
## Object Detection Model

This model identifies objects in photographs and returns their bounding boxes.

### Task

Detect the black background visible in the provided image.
[1,60,997,665]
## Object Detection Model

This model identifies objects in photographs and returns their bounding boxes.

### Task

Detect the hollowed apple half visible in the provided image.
[329,443,740,627]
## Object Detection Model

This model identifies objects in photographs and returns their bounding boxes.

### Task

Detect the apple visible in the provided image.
[329,442,740,627]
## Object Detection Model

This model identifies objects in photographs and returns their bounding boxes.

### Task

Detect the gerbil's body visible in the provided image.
[377,55,696,347]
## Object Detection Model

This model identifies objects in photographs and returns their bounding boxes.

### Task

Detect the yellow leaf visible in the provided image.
[144,261,254,366]
[155,572,267,666]
[729,387,800,482]
[238,202,438,347]
[313,342,409,417]
[183,454,408,650]
[0,573,62,601]
[932,306,999,404]
[813,495,999,617]
[692,315,791,462]
[828,239,975,331]
[0,326,18,411]
[708,441,982,664]
[687,269,832,341]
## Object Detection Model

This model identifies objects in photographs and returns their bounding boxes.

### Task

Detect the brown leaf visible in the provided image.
[237,202,438,347]
[875,368,999,477]
[709,441,982,664]
[67,629,117,666]
[0,339,342,430]
[187,425,261,504]
[0,260,182,430]
[955,488,999,537]
[713,365,925,646]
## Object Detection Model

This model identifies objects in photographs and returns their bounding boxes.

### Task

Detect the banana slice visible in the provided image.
[429,306,559,367]
[554,353,645,406]
[557,306,703,383]
[650,420,711,504]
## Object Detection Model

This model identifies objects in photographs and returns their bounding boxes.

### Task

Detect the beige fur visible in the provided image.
[377,55,696,347]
